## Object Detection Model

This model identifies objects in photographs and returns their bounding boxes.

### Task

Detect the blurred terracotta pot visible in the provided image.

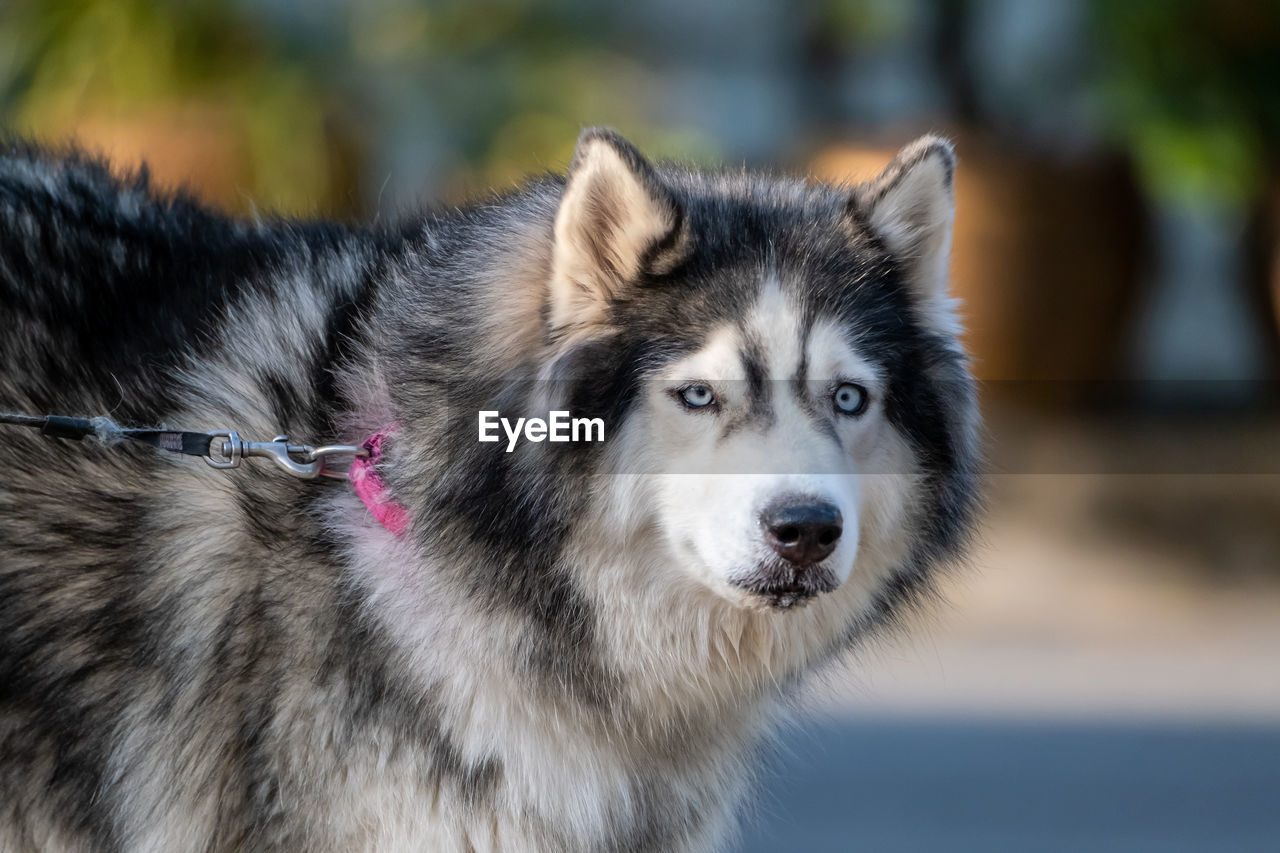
[1250,179,1280,376]
[814,135,1148,405]
[59,104,249,212]
[43,102,364,218]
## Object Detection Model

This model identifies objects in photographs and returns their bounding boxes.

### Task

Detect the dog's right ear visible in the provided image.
[550,128,687,334]
[851,136,956,311]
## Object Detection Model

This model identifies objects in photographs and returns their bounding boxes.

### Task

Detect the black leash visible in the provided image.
[0,412,365,480]
[2,412,221,456]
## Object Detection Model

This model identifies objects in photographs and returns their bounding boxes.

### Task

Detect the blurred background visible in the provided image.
[2,0,1278,849]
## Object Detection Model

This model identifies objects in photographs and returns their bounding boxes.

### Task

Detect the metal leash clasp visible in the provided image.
[205,431,367,480]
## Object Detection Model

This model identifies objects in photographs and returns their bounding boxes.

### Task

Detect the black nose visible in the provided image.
[761,499,842,568]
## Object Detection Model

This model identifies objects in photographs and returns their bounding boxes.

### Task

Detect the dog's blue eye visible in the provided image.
[679,385,715,409]
[833,383,869,416]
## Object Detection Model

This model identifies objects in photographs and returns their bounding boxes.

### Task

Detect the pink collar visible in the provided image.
[349,429,409,537]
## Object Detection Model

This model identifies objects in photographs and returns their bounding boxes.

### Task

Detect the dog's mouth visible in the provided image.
[731,564,840,611]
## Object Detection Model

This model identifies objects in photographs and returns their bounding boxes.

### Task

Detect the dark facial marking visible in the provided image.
[738,331,770,416]
[712,327,773,443]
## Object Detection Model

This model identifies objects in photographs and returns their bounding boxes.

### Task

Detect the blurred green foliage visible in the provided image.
[813,0,916,43]
[1092,0,1280,207]
[0,0,712,214]
[0,0,335,213]
[344,0,713,191]
[1,0,1278,214]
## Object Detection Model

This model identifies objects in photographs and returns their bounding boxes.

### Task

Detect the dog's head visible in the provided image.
[540,128,978,613]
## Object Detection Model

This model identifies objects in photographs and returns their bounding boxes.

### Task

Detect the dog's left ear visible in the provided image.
[852,136,956,306]
[550,128,687,334]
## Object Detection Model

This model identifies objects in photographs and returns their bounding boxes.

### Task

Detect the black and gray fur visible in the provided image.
[0,129,979,851]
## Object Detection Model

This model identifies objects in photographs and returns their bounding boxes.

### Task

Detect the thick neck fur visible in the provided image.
[309,187,921,849]
[0,144,966,851]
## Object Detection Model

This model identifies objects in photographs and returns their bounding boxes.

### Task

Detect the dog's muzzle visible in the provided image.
[761,497,842,567]
[733,496,843,609]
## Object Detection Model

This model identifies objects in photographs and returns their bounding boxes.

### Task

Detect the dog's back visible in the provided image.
[0,144,392,850]
[0,130,979,852]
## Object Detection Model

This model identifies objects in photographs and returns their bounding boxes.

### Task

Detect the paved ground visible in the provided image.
[738,418,1280,851]
[741,716,1280,852]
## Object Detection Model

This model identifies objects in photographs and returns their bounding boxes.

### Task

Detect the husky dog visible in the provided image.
[0,128,978,851]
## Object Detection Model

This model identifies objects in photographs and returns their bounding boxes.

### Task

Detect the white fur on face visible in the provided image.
[634,280,915,608]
